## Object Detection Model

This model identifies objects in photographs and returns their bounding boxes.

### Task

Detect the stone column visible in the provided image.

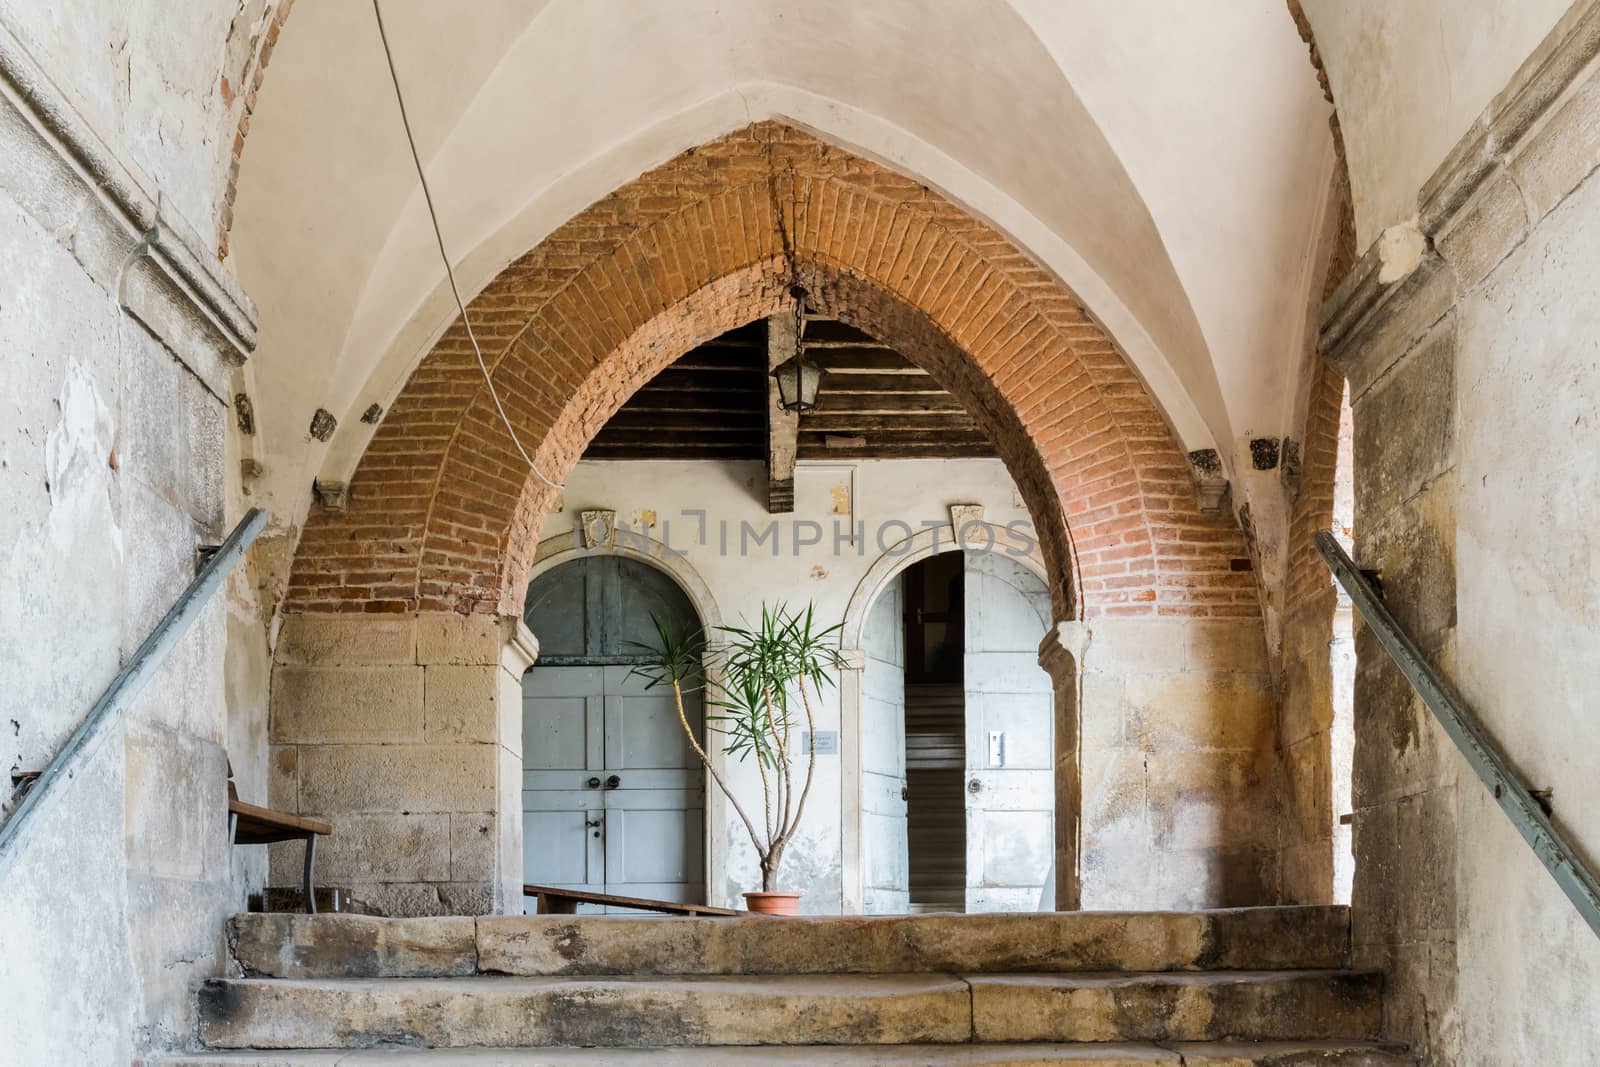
[1038,624,1081,911]
[765,311,799,513]
[268,613,536,916]
[836,647,867,915]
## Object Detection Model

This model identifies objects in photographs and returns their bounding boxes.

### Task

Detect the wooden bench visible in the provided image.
[523,883,740,916]
[228,768,331,914]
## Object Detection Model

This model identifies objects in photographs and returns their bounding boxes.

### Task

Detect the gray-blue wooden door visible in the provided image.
[963,552,1054,912]
[521,663,705,910]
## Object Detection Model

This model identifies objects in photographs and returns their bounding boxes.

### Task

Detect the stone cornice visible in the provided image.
[0,18,257,394]
[1321,0,1600,371]
[1318,243,1454,395]
[1419,0,1600,235]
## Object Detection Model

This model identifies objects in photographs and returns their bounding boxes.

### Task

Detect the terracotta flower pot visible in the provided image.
[742,891,802,915]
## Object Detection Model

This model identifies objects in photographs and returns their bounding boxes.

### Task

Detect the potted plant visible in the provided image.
[632,603,845,914]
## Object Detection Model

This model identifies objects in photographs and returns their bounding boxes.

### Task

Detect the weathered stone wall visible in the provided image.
[267,613,535,916]
[1333,273,1461,1061]
[0,7,263,1060]
[1320,5,1600,1058]
[1052,618,1280,909]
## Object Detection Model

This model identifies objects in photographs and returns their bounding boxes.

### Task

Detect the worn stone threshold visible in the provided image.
[199,970,1383,1050]
[230,906,1354,979]
[161,1040,1416,1065]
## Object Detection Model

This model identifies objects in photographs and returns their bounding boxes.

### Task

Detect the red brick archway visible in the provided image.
[285,123,1254,622]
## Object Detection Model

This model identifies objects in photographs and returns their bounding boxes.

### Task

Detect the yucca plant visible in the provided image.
[630,602,846,894]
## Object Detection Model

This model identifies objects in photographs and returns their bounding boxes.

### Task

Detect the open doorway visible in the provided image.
[860,546,1054,914]
[903,552,967,912]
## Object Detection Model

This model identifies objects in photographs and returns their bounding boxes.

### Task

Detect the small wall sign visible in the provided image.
[801,730,839,755]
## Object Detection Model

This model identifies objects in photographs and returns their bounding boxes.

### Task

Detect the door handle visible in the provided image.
[586,777,602,789]
[967,777,982,795]
[604,775,621,790]
[585,818,602,829]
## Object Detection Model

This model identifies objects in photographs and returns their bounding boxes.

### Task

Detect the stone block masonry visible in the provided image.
[268,614,536,916]
[1045,616,1281,910]
[0,8,260,1061]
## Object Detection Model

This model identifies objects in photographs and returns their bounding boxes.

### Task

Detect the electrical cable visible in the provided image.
[371,0,563,490]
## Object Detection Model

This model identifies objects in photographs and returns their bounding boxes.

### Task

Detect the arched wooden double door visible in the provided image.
[520,555,706,911]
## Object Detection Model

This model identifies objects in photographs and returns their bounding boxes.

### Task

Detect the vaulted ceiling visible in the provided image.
[229,0,1336,547]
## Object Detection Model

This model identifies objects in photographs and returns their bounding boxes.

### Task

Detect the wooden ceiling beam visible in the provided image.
[601,410,765,431]
[586,445,766,460]
[809,349,921,371]
[801,413,981,433]
[767,313,797,513]
[818,372,941,393]
[812,393,966,413]
[797,442,1000,459]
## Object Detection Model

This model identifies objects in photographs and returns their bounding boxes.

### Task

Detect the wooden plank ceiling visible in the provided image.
[582,316,997,460]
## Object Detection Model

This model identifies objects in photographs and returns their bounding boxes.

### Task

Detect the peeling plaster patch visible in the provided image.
[1249,438,1281,471]
[829,484,851,516]
[44,362,119,553]
[361,403,382,424]
[2,352,126,796]
[307,408,336,442]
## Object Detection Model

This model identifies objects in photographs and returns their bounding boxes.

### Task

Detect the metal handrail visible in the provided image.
[0,507,268,871]
[1317,530,1600,939]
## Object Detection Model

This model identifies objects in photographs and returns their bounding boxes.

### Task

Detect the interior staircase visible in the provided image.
[161,906,1413,1065]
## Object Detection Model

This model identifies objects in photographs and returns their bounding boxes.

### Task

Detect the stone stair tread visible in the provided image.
[200,971,1382,1050]
[161,1041,1416,1065]
[971,968,1376,986]
[214,972,973,989]
[208,968,1373,990]
[967,970,1382,1045]
[230,906,1354,979]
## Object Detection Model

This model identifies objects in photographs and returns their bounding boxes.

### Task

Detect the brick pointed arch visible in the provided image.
[286,123,1255,622]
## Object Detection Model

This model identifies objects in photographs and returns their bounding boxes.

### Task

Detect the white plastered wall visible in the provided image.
[530,458,1038,911]
[529,457,1279,914]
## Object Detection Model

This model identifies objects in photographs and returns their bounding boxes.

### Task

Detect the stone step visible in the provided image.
[197,971,1382,1050]
[229,906,1351,979]
[163,1041,1416,1066]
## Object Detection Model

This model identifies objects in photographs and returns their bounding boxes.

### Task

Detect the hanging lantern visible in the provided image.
[772,353,825,412]
[772,285,825,412]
